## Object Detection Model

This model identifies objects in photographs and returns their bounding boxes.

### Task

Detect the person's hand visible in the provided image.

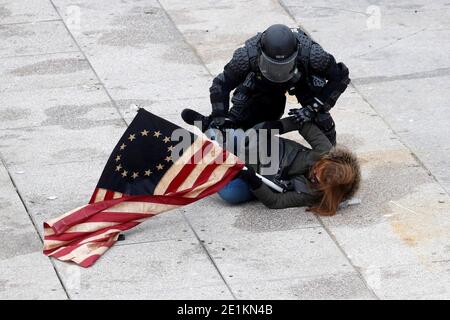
[212,116,226,127]
[239,166,256,180]
[239,167,262,190]
[288,106,315,124]
[209,116,236,130]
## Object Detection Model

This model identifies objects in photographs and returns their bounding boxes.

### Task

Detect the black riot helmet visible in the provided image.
[258,24,299,83]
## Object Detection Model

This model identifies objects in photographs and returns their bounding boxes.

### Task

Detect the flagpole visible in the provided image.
[203,131,284,193]
[242,167,284,193]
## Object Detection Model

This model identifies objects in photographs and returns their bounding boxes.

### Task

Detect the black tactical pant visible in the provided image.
[228,91,337,145]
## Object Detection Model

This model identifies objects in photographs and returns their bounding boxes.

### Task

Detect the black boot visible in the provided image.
[181,108,212,132]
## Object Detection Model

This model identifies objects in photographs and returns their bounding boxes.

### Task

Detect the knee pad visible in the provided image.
[315,112,335,132]
[218,179,254,204]
[315,113,336,145]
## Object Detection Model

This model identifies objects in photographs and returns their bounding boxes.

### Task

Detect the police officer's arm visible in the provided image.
[309,43,350,111]
[296,120,333,153]
[252,183,318,209]
[239,167,318,209]
[209,47,250,118]
[258,117,332,153]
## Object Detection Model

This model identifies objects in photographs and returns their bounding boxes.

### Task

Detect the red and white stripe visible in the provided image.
[43,138,244,267]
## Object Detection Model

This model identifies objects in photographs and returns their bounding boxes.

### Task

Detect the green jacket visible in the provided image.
[249,117,332,209]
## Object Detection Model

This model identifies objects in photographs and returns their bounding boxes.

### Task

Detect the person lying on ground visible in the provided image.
[182,109,361,216]
[204,24,350,146]
[223,117,360,215]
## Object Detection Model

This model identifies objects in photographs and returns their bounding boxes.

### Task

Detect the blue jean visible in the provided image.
[211,128,255,204]
[218,178,255,204]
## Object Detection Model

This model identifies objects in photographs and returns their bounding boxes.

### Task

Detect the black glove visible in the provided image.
[211,116,226,128]
[289,97,326,124]
[211,99,229,128]
[239,167,262,190]
[288,106,315,124]
[209,117,237,132]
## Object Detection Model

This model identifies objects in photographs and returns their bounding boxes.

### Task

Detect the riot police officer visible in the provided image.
[183,24,350,145]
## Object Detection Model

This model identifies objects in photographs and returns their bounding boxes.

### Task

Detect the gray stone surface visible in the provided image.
[232,272,375,300]
[0,52,98,92]
[0,163,67,299]
[54,239,232,299]
[361,261,450,299]
[1,0,449,300]
[282,0,450,79]
[159,0,295,74]
[0,122,125,166]
[6,160,106,234]
[355,77,450,193]
[0,20,76,58]
[117,96,211,119]
[0,252,66,299]
[201,227,353,284]
[52,0,211,101]
[0,86,119,130]
[183,196,321,237]
[280,0,450,297]
[0,0,59,25]
[7,159,196,246]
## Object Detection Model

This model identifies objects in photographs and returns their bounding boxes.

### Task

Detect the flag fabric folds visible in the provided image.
[43,109,244,267]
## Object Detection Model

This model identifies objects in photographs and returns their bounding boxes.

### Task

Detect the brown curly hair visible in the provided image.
[307,147,361,216]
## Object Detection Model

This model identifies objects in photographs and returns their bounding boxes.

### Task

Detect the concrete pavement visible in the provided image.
[1,0,449,299]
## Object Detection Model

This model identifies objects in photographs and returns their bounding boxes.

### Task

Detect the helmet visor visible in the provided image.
[258,50,298,83]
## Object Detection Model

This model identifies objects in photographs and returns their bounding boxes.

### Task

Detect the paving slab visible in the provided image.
[0,121,125,166]
[0,252,67,299]
[309,89,450,272]
[285,88,401,154]
[160,0,295,74]
[200,227,353,284]
[280,0,450,299]
[360,260,450,299]
[6,160,105,236]
[53,239,230,299]
[232,272,374,300]
[0,163,42,260]
[282,0,450,79]
[355,77,450,193]
[106,78,211,111]
[0,20,76,58]
[0,52,98,92]
[7,159,197,246]
[52,0,211,100]
[0,85,120,130]
[2,0,449,300]
[183,196,320,238]
[0,0,59,25]
[115,210,196,246]
[0,162,66,299]
[285,87,449,271]
[110,91,211,123]
[122,109,201,132]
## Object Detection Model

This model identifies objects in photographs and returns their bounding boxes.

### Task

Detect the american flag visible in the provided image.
[43,109,244,267]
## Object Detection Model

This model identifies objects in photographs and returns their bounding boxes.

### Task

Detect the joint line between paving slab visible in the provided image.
[278,2,380,299]
[0,156,43,244]
[0,18,62,27]
[181,212,237,300]
[316,217,380,299]
[160,0,378,298]
[151,6,250,298]
[351,83,450,199]
[277,0,313,37]
[0,50,81,60]
[0,155,71,299]
[156,0,214,77]
[49,0,129,128]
